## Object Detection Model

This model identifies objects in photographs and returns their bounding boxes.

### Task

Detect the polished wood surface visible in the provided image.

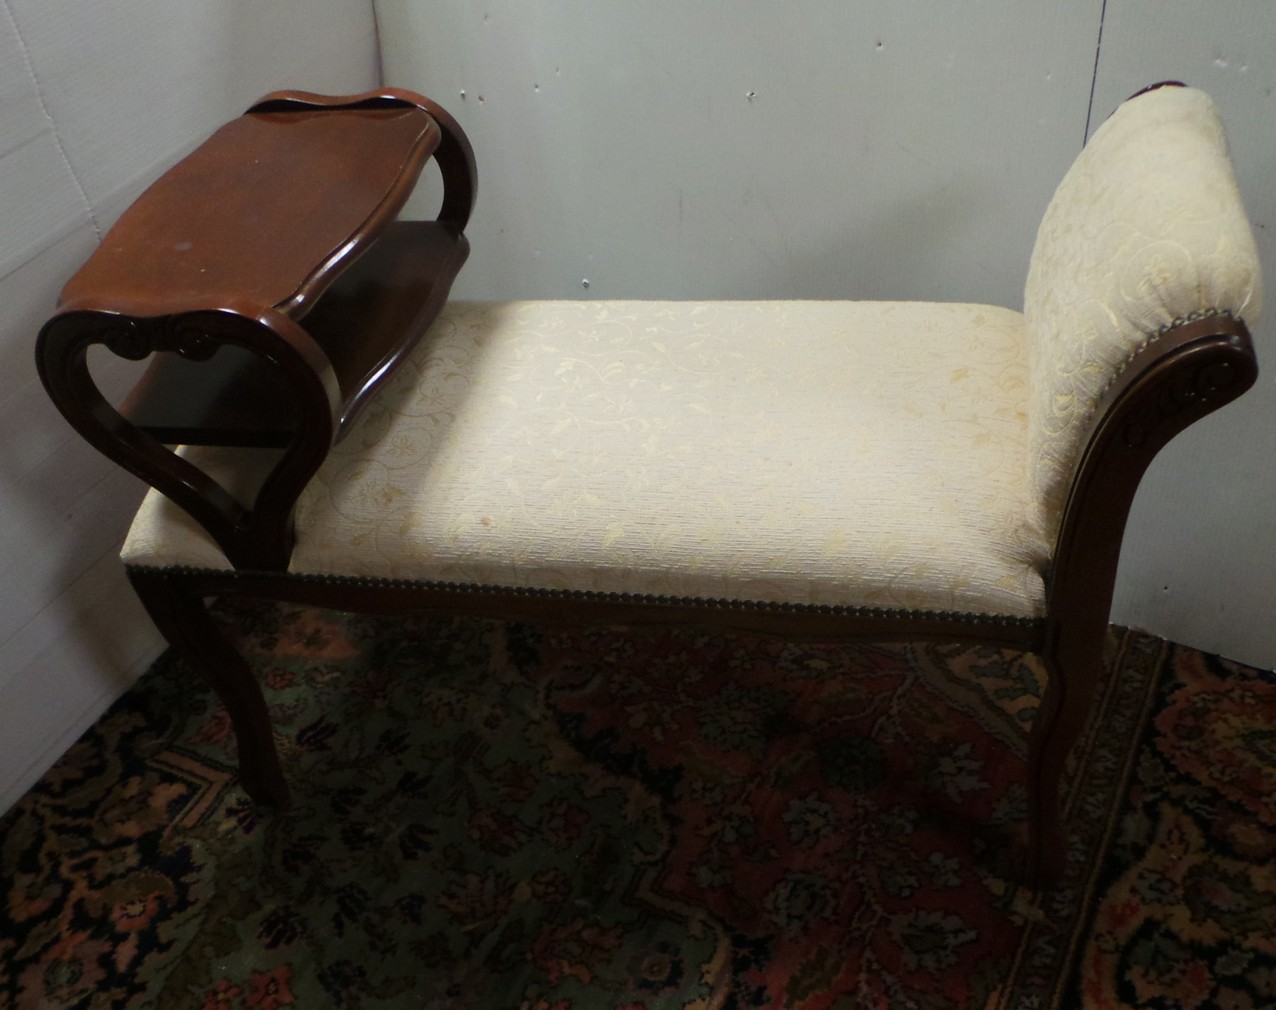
[303,220,470,431]
[246,88,478,233]
[1026,311,1257,883]
[60,105,440,320]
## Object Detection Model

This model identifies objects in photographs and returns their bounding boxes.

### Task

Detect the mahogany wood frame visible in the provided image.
[36,88,1259,888]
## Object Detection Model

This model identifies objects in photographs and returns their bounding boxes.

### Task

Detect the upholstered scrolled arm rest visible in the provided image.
[1023,84,1262,541]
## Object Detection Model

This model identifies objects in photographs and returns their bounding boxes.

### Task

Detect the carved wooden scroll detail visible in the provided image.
[36,304,339,570]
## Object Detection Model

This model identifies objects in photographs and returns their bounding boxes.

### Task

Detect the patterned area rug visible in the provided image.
[2,603,1273,1009]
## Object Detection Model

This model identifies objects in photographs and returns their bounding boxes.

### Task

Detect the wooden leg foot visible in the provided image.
[1026,635,1104,888]
[128,569,289,806]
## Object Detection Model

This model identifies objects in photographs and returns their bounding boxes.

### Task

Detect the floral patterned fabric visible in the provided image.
[123,299,1049,618]
[9,605,1268,1008]
[1024,85,1262,538]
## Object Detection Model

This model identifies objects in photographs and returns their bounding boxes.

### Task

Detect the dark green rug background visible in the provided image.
[3,602,1274,1008]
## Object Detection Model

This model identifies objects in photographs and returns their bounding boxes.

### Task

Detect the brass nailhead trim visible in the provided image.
[1093,308,1238,409]
[127,564,1042,629]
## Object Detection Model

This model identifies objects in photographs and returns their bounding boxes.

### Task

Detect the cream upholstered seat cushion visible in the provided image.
[123,300,1051,618]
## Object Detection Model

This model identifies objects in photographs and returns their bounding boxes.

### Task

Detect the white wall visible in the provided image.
[0,0,380,810]
[378,1,1276,668]
[1089,5,1276,670]
[385,0,1101,307]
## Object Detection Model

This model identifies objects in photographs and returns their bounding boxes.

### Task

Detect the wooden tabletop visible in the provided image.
[60,104,440,319]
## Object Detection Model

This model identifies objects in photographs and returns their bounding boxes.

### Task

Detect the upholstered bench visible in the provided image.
[37,83,1261,885]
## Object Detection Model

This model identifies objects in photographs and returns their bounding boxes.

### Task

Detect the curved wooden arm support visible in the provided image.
[1025,310,1257,882]
[1048,311,1257,630]
[394,92,478,231]
[37,303,339,570]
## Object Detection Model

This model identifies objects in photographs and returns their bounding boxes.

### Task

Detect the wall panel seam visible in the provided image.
[3,0,102,242]
[1083,0,1110,144]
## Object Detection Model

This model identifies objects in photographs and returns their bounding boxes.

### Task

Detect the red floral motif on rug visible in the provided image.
[0,604,1223,1008]
[1077,646,1276,1009]
[532,627,1044,1008]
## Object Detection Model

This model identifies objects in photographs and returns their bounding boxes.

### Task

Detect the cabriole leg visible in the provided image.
[127,568,289,806]
[1026,633,1104,886]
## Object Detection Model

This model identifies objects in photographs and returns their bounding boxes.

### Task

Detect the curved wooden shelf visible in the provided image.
[117,220,469,446]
